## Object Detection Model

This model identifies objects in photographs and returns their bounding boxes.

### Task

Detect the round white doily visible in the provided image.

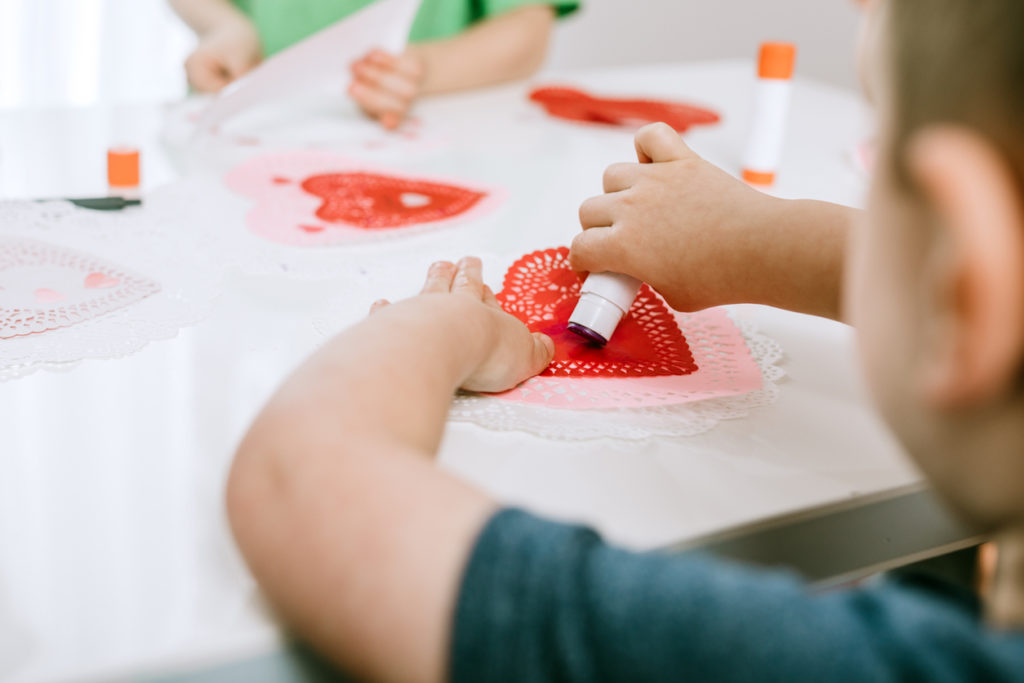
[0,201,222,381]
[448,312,784,440]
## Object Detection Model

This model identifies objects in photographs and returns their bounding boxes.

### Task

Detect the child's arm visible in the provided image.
[349,5,556,129]
[571,123,857,322]
[226,258,553,683]
[169,0,261,92]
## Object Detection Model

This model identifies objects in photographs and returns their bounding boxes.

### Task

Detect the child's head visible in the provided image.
[847,0,1024,531]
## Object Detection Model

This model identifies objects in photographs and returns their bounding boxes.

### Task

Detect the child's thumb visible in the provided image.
[635,122,695,164]
[530,333,555,374]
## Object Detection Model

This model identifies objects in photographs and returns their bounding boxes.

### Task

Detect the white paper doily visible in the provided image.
[449,313,784,440]
[0,201,222,381]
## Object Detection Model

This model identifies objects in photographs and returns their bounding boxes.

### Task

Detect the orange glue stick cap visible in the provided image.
[107,147,140,188]
[758,42,797,80]
[742,169,776,186]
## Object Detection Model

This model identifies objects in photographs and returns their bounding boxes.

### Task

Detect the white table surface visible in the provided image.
[0,61,924,682]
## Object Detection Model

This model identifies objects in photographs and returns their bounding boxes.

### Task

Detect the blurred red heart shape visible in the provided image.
[300,172,486,230]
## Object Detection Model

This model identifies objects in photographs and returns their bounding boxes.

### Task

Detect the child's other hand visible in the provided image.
[349,49,425,130]
[372,258,554,392]
[571,122,780,312]
[185,19,262,93]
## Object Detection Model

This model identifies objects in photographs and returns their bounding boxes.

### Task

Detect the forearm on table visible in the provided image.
[266,295,493,452]
[744,198,855,322]
[227,295,498,682]
[409,5,555,95]
[169,0,249,35]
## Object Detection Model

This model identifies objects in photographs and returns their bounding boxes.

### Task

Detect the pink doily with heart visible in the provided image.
[0,237,160,339]
[224,150,504,247]
[449,247,784,439]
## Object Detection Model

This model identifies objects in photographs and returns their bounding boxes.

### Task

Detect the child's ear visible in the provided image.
[907,126,1024,410]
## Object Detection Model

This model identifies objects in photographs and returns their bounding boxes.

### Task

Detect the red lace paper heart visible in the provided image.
[529,86,721,133]
[497,247,697,378]
[300,172,486,230]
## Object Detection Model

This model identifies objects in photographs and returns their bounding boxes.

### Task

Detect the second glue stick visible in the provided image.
[742,42,798,186]
[568,272,642,346]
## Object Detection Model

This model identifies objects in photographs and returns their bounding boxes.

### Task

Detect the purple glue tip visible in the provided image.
[568,322,608,347]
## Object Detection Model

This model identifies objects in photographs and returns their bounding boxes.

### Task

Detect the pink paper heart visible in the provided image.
[35,288,64,303]
[84,272,119,289]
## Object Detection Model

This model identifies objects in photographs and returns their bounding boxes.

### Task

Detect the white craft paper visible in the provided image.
[195,0,421,132]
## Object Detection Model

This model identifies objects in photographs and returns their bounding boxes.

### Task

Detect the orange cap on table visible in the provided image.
[757,42,797,80]
[741,169,777,186]
[107,146,140,188]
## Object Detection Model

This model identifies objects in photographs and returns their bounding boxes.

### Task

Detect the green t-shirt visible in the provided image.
[234,0,579,56]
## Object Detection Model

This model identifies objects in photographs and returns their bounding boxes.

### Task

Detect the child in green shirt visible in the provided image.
[170,0,578,128]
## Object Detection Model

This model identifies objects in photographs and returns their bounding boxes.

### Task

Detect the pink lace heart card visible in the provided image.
[224,150,505,247]
[489,247,765,409]
[0,237,160,339]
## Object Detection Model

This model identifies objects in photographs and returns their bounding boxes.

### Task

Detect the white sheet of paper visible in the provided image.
[195,0,421,132]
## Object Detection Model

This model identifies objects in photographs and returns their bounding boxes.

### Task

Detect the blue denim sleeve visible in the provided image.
[449,508,1024,683]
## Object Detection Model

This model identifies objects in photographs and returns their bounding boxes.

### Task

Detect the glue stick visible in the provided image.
[568,273,642,346]
[107,146,140,199]
[742,42,797,186]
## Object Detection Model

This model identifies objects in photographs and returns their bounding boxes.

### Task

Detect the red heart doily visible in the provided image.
[529,86,721,133]
[497,247,697,377]
[300,172,487,230]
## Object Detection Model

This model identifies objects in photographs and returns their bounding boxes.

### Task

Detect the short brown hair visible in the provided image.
[887,0,1024,190]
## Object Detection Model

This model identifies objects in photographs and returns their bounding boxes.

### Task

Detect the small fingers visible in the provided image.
[634,122,694,163]
[602,162,640,193]
[368,299,391,315]
[185,52,231,93]
[349,81,411,123]
[351,60,418,100]
[421,261,456,294]
[366,49,424,82]
[451,257,484,299]
[569,226,618,274]
[578,193,618,230]
[482,284,500,308]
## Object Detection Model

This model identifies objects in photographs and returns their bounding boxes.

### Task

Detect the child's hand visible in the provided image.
[184,19,261,93]
[349,49,425,130]
[570,123,782,312]
[372,258,554,392]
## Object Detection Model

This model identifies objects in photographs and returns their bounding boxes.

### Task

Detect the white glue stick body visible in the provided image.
[742,42,797,187]
[568,272,642,346]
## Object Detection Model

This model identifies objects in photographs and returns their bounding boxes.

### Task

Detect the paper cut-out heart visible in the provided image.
[34,288,64,303]
[83,272,119,289]
[300,172,486,230]
[223,152,505,248]
[497,247,697,378]
[529,86,721,133]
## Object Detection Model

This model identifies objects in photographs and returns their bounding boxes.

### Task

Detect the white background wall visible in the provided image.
[0,0,863,108]
[548,0,862,88]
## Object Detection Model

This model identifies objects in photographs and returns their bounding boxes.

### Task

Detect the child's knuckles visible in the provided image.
[602,163,630,191]
[569,233,599,270]
[578,198,603,227]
